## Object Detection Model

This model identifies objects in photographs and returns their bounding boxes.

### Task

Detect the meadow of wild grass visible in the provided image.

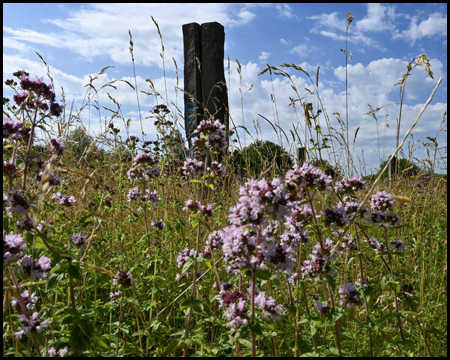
[3,16,447,357]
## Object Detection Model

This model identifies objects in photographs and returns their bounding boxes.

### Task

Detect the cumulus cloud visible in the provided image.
[355,3,397,32]
[259,52,270,61]
[393,12,447,44]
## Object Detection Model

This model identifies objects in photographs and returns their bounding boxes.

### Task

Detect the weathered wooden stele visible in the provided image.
[182,21,229,149]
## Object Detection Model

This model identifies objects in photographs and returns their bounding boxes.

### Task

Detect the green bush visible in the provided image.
[229,139,293,178]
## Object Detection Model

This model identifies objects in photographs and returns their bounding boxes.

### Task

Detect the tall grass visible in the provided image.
[3,15,447,358]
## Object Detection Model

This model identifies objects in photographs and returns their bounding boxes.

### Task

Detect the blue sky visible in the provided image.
[3,3,447,174]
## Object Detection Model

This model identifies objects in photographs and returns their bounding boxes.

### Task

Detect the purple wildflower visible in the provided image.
[49,138,65,156]
[183,199,200,212]
[390,239,406,252]
[204,230,224,254]
[13,311,51,339]
[3,117,23,139]
[193,119,228,151]
[151,219,165,230]
[113,271,133,287]
[133,151,158,166]
[323,206,349,227]
[285,163,332,194]
[254,291,283,320]
[3,233,27,266]
[127,187,142,203]
[218,290,249,327]
[16,217,35,232]
[126,168,141,181]
[52,192,76,207]
[176,247,197,269]
[339,283,366,309]
[355,277,370,287]
[370,191,395,212]
[208,161,226,177]
[183,157,204,176]
[315,301,331,315]
[365,237,387,254]
[142,189,160,203]
[11,290,39,312]
[261,242,296,275]
[335,177,367,195]
[48,346,68,357]
[72,233,87,252]
[20,255,52,279]
[109,290,122,305]
[5,189,32,216]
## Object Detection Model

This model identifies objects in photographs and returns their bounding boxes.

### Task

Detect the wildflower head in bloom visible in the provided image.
[339,283,366,309]
[221,225,258,273]
[261,241,296,275]
[335,177,367,195]
[133,151,158,166]
[338,197,369,219]
[48,346,68,357]
[3,117,24,140]
[204,230,224,254]
[109,290,122,305]
[355,277,370,287]
[218,290,249,327]
[20,255,52,279]
[254,291,283,320]
[113,271,133,288]
[16,217,35,232]
[340,236,358,253]
[52,192,76,208]
[370,191,395,212]
[5,189,33,216]
[365,237,387,254]
[390,239,406,252]
[193,119,228,151]
[20,74,53,99]
[176,247,197,269]
[72,233,87,252]
[11,290,38,312]
[315,300,331,315]
[183,157,204,176]
[49,138,65,156]
[183,199,200,212]
[198,204,214,217]
[286,204,314,229]
[285,163,332,194]
[142,189,160,203]
[322,206,349,227]
[126,187,142,203]
[14,311,51,339]
[151,219,165,230]
[3,159,17,177]
[3,233,27,266]
[126,168,141,181]
[208,161,226,177]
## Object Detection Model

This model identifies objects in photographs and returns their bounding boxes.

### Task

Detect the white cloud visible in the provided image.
[393,12,447,44]
[259,52,270,61]
[355,3,396,32]
[275,4,296,20]
[280,38,288,45]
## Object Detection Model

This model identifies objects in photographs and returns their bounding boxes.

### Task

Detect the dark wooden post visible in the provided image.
[297,146,306,166]
[183,22,229,150]
[388,155,397,181]
[182,23,203,149]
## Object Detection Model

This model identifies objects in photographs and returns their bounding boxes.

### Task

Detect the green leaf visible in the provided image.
[190,179,202,184]
[249,321,263,336]
[255,269,271,280]
[47,272,65,291]
[64,308,80,316]
[181,257,194,274]
[191,219,199,229]
[75,317,95,337]
[191,299,204,313]
[164,340,181,356]
[323,274,336,291]
[377,312,402,324]
[93,334,109,349]
[238,338,253,348]
[205,182,214,190]
[68,264,81,280]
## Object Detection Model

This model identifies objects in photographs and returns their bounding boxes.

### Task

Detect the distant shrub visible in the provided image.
[229,139,293,178]
[377,158,421,178]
